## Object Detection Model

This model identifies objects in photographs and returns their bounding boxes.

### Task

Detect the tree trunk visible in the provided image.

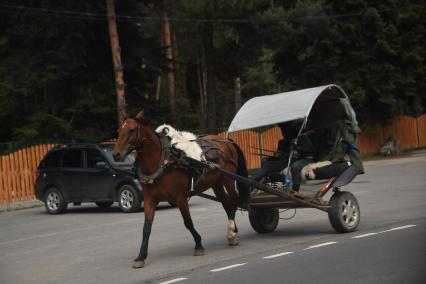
[106,0,126,125]
[197,50,206,123]
[155,76,161,101]
[234,77,241,112]
[203,21,216,134]
[172,32,184,98]
[159,0,176,119]
[205,65,216,134]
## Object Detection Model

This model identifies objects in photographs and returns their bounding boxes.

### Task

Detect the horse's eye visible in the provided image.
[129,128,135,133]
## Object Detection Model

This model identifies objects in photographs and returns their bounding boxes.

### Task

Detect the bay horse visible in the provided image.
[112,111,249,269]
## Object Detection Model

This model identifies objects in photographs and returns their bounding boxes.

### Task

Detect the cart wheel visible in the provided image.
[249,208,279,233]
[328,191,360,233]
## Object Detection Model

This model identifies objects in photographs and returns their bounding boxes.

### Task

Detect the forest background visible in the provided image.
[0,0,424,152]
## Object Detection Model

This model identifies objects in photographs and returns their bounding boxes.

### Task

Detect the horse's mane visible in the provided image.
[155,124,204,161]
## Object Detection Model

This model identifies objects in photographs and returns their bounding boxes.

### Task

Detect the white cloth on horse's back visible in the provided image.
[155,124,205,161]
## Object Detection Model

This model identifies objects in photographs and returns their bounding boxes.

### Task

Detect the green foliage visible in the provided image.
[0,0,424,151]
[242,48,280,97]
[0,0,160,149]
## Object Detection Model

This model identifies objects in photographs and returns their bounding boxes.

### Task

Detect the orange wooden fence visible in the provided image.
[0,144,57,205]
[1,115,425,206]
[384,116,418,149]
[357,124,384,155]
[417,114,426,147]
[358,115,426,154]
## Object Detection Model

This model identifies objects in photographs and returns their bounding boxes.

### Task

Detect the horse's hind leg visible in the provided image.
[212,181,240,246]
[177,198,204,256]
[133,197,158,269]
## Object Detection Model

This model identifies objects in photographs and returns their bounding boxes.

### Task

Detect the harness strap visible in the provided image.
[198,137,239,167]
[138,134,171,184]
[196,138,221,154]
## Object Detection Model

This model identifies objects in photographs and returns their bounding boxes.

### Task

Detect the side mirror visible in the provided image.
[95,161,108,169]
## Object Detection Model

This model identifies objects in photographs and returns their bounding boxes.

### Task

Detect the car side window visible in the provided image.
[43,150,63,168]
[86,149,106,168]
[62,149,83,168]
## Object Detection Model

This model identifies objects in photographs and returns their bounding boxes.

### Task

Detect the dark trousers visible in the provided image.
[252,159,287,181]
[290,158,313,188]
[313,161,350,179]
[291,160,351,190]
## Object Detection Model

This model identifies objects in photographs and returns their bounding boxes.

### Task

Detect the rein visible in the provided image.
[135,124,148,152]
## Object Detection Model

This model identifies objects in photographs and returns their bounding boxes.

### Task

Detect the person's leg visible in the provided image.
[313,162,350,179]
[252,160,287,181]
[290,159,313,191]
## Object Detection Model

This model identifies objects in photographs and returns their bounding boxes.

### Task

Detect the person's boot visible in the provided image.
[292,184,300,192]
[291,184,305,198]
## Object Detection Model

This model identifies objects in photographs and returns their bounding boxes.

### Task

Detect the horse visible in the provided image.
[112,111,249,269]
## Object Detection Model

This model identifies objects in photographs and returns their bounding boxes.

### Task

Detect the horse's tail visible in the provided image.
[233,143,250,207]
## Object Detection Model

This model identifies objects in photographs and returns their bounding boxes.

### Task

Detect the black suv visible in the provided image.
[35,144,143,214]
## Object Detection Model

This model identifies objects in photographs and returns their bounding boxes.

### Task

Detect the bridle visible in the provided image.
[134,122,148,152]
[127,121,172,184]
[119,120,147,154]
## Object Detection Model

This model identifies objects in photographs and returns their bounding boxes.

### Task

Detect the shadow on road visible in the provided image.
[34,202,178,215]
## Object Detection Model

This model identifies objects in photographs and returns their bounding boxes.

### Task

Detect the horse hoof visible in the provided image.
[132,260,145,269]
[193,248,205,256]
[228,235,240,246]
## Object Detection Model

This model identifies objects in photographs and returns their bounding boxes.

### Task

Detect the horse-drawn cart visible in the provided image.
[197,84,363,234]
[113,84,363,268]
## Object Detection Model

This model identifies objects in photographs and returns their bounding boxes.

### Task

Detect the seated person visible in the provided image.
[287,129,318,192]
[289,119,364,193]
[251,121,300,181]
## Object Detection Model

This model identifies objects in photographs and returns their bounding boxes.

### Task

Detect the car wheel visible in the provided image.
[328,191,360,233]
[44,187,67,214]
[96,202,113,209]
[248,208,279,233]
[118,185,141,213]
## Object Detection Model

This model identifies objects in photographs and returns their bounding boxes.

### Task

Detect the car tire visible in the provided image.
[328,191,360,233]
[248,208,279,233]
[96,202,113,209]
[44,187,67,214]
[118,184,141,213]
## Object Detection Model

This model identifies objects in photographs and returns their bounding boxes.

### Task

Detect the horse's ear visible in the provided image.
[135,110,144,122]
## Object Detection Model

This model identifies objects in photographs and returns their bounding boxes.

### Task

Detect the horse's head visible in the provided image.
[112,111,146,162]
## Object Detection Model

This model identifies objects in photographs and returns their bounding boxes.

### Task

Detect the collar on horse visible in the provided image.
[137,133,172,184]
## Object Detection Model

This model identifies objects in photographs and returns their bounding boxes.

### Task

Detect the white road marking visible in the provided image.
[383,224,416,232]
[353,224,416,239]
[352,232,378,239]
[210,263,247,272]
[389,225,416,231]
[158,278,187,284]
[263,252,293,259]
[304,241,337,250]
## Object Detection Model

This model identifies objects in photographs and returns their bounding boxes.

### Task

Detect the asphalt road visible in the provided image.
[0,154,425,284]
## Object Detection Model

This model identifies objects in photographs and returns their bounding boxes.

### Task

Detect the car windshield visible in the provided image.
[100,146,135,168]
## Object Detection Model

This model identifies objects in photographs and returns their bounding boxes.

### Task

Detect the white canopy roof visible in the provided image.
[228,84,350,133]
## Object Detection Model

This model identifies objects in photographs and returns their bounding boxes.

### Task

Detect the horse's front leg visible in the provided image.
[133,197,158,269]
[177,198,204,256]
[226,212,239,246]
[213,182,240,246]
